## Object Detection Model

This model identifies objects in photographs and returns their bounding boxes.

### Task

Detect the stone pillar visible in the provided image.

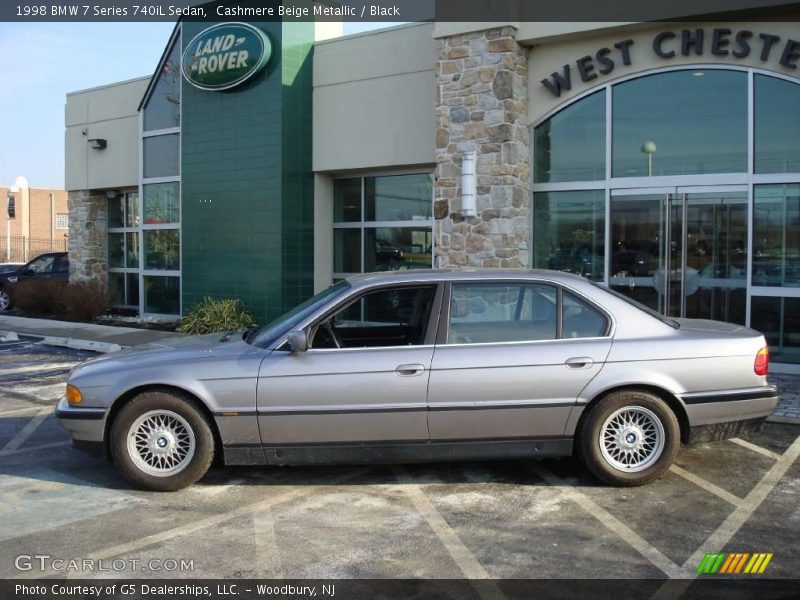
[67,190,108,282]
[434,26,530,268]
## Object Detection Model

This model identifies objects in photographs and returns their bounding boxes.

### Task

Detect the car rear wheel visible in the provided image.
[578,390,679,486]
[110,391,214,492]
[0,288,11,311]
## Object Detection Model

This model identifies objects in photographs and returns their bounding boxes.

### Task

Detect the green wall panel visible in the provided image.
[180,16,314,324]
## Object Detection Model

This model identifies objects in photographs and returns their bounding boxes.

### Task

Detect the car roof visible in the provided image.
[345,268,590,287]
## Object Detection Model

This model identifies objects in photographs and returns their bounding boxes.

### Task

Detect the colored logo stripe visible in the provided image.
[697,552,773,574]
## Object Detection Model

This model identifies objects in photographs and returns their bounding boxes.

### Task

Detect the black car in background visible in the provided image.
[0,252,69,311]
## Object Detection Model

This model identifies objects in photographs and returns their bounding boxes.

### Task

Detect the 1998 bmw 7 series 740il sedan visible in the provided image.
[56,269,778,491]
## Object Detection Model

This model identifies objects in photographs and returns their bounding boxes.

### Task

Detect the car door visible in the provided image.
[427,280,613,440]
[256,283,441,447]
[19,254,58,281]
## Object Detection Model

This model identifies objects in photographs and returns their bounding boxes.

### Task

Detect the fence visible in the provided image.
[0,235,69,264]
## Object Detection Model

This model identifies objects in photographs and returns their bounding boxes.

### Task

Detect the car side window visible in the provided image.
[448,284,557,344]
[26,255,55,274]
[55,255,69,273]
[311,286,436,349]
[562,291,609,338]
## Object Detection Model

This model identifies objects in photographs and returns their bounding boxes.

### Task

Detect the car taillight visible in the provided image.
[754,347,769,376]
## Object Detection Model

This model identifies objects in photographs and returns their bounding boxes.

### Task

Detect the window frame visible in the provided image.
[438,280,612,346]
[303,282,444,352]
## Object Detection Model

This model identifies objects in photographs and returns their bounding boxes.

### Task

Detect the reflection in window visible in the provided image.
[334,178,361,222]
[533,190,605,281]
[448,284,557,344]
[755,75,800,174]
[612,70,747,177]
[143,40,181,131]
[334,229,361,273]
[145,276,180,314]
[753,184,800,287]
[143,134,180,179]
[534,90,606,183]
[365,227,432,272]
[365,174,432,221]
[750,296,800,364]
[143,182,180,224]
[108,233,124,268]
[144,230,180,270]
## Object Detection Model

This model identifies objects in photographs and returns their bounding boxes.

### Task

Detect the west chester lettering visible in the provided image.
[541,28,800,97]
[191,35,250,75]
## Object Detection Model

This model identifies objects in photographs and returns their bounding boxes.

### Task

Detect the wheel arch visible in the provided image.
[103,384,223,463]
[573,384,691,446]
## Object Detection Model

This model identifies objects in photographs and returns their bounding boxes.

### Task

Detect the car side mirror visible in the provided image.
[286,330,308,353]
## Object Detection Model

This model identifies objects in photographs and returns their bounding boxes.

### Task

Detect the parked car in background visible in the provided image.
[57,269,777,492]
[0,252,69,311]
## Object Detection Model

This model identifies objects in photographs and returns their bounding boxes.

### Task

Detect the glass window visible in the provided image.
[144,275,180,314]
[365,174,432,221]
[562,291,608,338]
[753,184,800,287]
[143,182,180,224]
[312,286,435,349]
[448,284,557,344]
[750,296,800,364]
[533,190,605,281]
[612,70,747,177]
[127,273,140,306]
[534,90,606,183]
[143,134,180,179]
[55,213,69,229]
[755,75,800,174]
[126,232,140,268]
[144,230,180,270]
[143,41,181,131]
[108,272,124,305]
[126,192,140,228]
[334,229,361,274]
[365,227,433,272]
[108,196,124,229]
[25,254,57,274]
[334,178,361,222]
[108,233,124,268]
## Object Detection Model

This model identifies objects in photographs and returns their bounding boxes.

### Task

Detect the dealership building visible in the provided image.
[65,10,800,368]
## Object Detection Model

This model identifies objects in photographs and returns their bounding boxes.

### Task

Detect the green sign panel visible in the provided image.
[182,22,271,91]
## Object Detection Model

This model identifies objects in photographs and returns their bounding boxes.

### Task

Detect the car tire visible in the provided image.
[110,391,215,492]
[0,288,11,311]
[577,390,680,487]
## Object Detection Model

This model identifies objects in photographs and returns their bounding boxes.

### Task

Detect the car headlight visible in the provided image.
[66,384,83,405]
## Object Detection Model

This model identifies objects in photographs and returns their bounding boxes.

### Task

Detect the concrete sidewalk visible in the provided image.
[0,314,184,352]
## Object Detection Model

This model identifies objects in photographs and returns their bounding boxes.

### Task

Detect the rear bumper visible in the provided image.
[682,386,778,443]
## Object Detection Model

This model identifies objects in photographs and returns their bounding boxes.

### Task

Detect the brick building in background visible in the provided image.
[1,176,69,263]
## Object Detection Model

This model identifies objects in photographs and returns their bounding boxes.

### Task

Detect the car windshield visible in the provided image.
[589,280,679,329]
[247,280,351,347]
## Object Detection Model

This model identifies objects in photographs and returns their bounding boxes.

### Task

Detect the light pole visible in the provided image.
[6,185,17,262]
[641,141,657,177]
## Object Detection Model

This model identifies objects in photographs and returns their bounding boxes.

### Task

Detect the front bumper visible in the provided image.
[54,396,107,443]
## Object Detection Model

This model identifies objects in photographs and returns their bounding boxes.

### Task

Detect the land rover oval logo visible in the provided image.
[182,22,271,91]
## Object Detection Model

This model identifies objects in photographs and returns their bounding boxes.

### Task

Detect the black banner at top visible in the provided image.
[2,0,800,23]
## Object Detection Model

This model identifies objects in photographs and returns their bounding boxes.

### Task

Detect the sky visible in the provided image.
[0,21,394,190]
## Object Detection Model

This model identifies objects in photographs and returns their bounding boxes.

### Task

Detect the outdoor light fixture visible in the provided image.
[88,138,107,150]
[461,151,477,216]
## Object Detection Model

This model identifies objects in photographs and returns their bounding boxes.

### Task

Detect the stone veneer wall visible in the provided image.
[434,26,530,268]
[67,190,107,282]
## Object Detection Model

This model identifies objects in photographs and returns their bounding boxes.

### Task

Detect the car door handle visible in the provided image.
[395,364,425,376]
[565,357,594,369]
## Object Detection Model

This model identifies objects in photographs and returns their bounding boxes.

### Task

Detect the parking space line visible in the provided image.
[680,434,800,573]
[393,468,506,600]
[0,408,50,456]
[0,440,70,457]
[0,406,46,417]
[253,507,283,578]
[528,463,683,579]
[728,437,782,461]
[668,465,743,507]
[47,469,370,580]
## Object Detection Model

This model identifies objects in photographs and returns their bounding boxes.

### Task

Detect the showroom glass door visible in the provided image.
[610,187,748,322]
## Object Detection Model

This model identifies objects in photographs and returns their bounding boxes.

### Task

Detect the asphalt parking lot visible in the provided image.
[0,337,798,587]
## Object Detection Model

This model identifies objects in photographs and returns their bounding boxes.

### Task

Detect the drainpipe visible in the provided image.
[50,193,55,242]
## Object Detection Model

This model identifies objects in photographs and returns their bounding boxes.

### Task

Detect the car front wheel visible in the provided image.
[110,391,214,491]
[0,288,11,311]
[578,390,679,486]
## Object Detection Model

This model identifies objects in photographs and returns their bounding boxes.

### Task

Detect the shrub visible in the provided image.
[179,297,256,335]
[62,279,111,321]
[11,280,66,315]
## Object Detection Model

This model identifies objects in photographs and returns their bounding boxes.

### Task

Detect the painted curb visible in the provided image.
[40,336,124,354]
[0,330,19,342]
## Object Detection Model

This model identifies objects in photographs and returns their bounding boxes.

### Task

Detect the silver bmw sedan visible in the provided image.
[56,269,778,491]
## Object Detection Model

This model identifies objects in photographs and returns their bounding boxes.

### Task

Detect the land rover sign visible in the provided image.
[182,22,271,91]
